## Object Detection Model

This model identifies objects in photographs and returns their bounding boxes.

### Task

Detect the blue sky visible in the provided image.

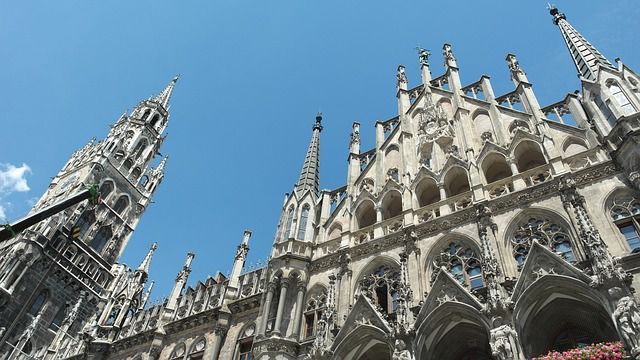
[1,1,639,300]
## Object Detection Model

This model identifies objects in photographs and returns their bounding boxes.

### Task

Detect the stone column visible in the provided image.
[209,325,226,360]
[258,282,276,335]
[292,282,306,338]
[508,160,526,190]
[273,279,289,335]
[438,184,449,215]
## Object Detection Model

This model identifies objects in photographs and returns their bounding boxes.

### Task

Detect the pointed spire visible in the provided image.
[137,242,157,273]
[549,5,614,81]
[295,113,323,197]
[153,75,180,108]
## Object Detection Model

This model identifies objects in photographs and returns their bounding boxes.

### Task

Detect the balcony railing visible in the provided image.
[273,238,313,258]
[564,147,601,171]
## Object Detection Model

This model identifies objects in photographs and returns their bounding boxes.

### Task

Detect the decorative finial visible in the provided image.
[548,4,566,25]
[416,47,431,67]
[396,64,407,86]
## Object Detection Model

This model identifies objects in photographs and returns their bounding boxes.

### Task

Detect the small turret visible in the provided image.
[294,113,323,197]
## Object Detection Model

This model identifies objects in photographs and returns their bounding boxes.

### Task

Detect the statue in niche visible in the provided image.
[392,339,413,360]
[490,324,523,360]
[614,296,640,355]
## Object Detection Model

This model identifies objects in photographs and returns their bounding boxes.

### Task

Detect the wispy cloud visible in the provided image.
[0,163,32,221]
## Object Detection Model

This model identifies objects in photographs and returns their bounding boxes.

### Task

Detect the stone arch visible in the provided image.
[415,302,492,360]
[513,275,618,358]
[169,341,187,359]
[513,139,547,172]
[442,166,470,197]
[415,176,440,207]
[302,283,328,339]
[327,222,343,240]
[186,336,207,358]
[384,144,401,180]
[561,137,589,157]
[332,325,392,360]
[99,180,115,200]
[380,189,402,220]
[481,152,512,183]
[353,255,401,294]
[504,208,579,268]
[438,98,453,119]
[355,199,376,229]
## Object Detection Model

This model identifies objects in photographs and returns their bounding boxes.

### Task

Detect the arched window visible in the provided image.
[432,242,483,289]
[303,291,327,338]
[444,167,470,197]
[113,196,129,215]
[236,324,255,360]
[187,338,206,360]
[359,265,400,315]
[608,82,636,115]
[114,150,125,161]
[297,205,310,240]
[355,201,376,229]
[610,195,640,252]
[139,175,149,187]
[170,343,186,360]
[91,227,112,253]
[50,304,67,330]
[29,289,49,315]
[123,158,133,170]
[416,177,440,207]
[131,167,142,180]
[74,210,96,240]
[150,114,160,128]
[99,181,114,200]
[141,109,151,122]
[511,216,574,267]
[63,245,77,260]
[284,206,295,240]
[105,306,120,326]
[133,139,148,159]
[381,191,402,220]
[482,153,512,183]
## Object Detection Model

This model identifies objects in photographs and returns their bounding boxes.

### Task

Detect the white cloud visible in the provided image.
[0,163,31,193]
[0,163,32,222]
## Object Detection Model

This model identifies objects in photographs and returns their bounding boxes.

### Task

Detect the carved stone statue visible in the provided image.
[392,339,413,360]
[416,47,430,67]
[614,296,640,355]
[397,65,407,85]
[490,324,523,360]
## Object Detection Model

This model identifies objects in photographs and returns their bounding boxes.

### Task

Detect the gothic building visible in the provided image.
[4,5,640,360]
[0,77,176,358]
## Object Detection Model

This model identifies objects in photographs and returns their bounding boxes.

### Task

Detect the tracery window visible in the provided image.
[74,210,95,239]
[432,242,483,289]
[91,226,112,253]
[297,205,310,240]
[359,265,400,315]
[610,195,640,252]
[592,94,617,126]
[113,195,129,215]
[284,206,295,240]
[511,216,574,267]
[99,181,114,200]
[608,82,636,115]
[170,343,186,360]
[303,291,327,338]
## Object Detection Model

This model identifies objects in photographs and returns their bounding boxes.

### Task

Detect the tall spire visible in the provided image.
[549,5,614,81]
[136,242,157,274]
[295,113,323,197]
[153,75,180,108]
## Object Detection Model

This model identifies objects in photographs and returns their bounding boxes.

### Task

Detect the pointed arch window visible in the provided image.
[105,306,120,326]
[608,82,636,115]
[610,195,640,252]
[113,196,129,216]
[303,291,327,338]
[297,205,310,240]
[150,114,160,128]
[170,343,186,360]
[91,226,112,253]
[29,289,49,315]
[432,242,484,289]
[114,150,125,161]
[359,265,400,315]
[284,206,295,240]
[74,210,95,239]
[50,304,67,329]
[133,139,148,159]
[123,158,133,170]
[99,181,114,200]
[141,109,151,122]
[510,216,575,267]
[188,338,206,360]
[236,324,255,360]
[131,167,142,180]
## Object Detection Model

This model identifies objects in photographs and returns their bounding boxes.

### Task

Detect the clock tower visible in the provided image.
[0,76,177,359]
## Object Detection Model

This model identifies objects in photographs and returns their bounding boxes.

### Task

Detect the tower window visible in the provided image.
[608,82,636,115]
[133,139,148,159]
[74,210,96,239]
[297,205,310,240]
[113,196,129,216]
[150,114,160,128]
[610,195,640,252]
[91,226,112,253]
[123,158,133,170]
[29,289,49,315]
[141,109,151,121]
[303,292,327,338]
[284,206,295,240]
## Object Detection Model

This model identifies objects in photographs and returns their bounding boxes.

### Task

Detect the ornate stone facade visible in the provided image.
[3,5,640,360]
